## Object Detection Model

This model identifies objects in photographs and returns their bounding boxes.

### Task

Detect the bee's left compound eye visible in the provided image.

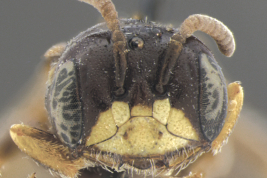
[46,59,83,148]
[199,53,227,141]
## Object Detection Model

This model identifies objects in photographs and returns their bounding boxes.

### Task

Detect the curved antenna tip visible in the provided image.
[180,14,236,57]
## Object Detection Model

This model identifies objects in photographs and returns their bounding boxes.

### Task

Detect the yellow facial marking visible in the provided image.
[87,101,199,158]
[86,109,117,146]
[112,101,130,126]
[131,105,152,116]
[167,109,199,140]
[96,117,189,156]
[153,98,171,125]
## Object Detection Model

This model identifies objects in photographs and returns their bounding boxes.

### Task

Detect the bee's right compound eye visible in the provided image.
[46,59,83,148]
[199,53,228,141]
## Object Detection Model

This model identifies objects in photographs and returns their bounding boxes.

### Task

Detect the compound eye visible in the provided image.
[47,59,83,148]
[129,37,144,50]
[199,53,228,141]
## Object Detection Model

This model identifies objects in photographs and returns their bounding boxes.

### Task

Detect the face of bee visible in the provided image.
[44,19,227,170]
[7,0,244,178]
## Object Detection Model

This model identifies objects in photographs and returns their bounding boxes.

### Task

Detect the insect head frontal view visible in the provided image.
[10,0,243,177]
